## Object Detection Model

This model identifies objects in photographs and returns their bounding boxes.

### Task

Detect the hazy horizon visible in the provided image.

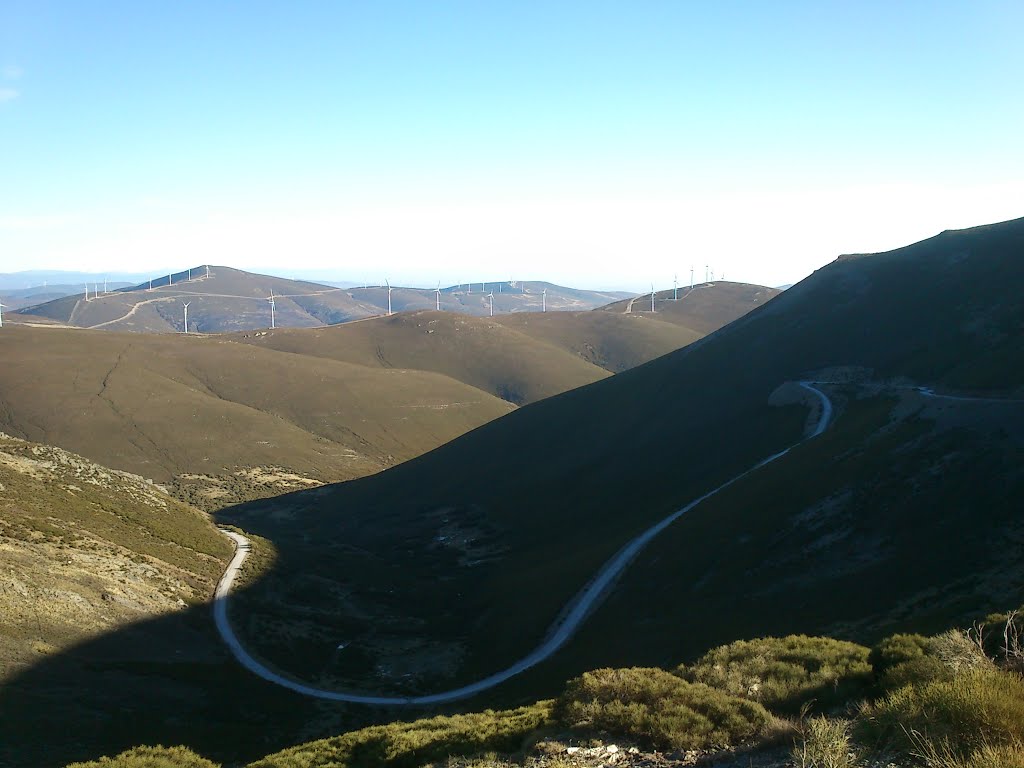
[2,3,1022,289]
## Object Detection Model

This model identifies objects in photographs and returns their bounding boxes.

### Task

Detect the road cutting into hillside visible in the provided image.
[213,381,834,704]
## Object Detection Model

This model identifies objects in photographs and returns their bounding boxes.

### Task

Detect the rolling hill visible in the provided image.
[494,282,779,372]
[17,267,634,333]
[598,281,782,333]
[0,325,516,507]
[231,311,613,405]
[213,216,1024,700]
[0,282,777,509]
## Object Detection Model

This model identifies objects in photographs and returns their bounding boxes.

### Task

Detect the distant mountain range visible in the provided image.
[10,266,634,332]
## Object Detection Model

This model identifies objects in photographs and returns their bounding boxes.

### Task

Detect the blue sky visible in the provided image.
[2,1,1022,290]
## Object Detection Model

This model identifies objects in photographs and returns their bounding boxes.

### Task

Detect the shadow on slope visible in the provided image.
[214,216,1024,694]
[2,217,1023,766]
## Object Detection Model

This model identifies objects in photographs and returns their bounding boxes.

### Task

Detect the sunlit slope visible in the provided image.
[223,216,1024,694]
[0,433,231,680]
[599,281,782,333]
[494,310,702,372]
[232,311,612,404]
[0,326,514,501]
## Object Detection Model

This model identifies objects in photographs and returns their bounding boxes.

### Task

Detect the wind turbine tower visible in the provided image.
[542,288,547,312]
[205,265,211,279]
[674,274,678,301]
[651,284,656,312]
[182,302,190,334]
[386,279,393,316]
[705,265,709,283]
[188,267,192,282]
[0,300,6,328]
[435,282,441,311]
[103,277,108,294]
[690,266,694,290]
[148,278,153,291]
[487,292,494,317]
[268,291,276,329]
[84,284,90,301]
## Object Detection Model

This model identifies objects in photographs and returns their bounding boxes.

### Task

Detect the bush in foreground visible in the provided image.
[246,703,553,768]
[64,746,220,768]
[679,635,872,713]
[857,668,1024,757]
[791,716,855,768]
[558,667,772,751]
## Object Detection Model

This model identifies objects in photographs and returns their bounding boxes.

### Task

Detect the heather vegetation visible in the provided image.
[678,635,872,713]
[63,611,1024,768]
[558,667,773,750]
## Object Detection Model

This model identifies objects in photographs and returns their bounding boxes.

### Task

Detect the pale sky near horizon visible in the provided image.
[2,2,1022,291]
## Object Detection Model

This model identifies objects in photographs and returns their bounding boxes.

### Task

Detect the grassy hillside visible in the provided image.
[0,432,231,677]
[0,325,514,507]
[232,311,612,405]
[219,216,1024,697]
[598,281,782,333]
[494,311,700,372]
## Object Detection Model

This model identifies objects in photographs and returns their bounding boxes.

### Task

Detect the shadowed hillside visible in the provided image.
[1,218,1021,768]
[216,217,1024,697]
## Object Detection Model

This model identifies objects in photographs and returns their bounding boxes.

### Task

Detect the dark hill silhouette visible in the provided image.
[218,216,1024,696]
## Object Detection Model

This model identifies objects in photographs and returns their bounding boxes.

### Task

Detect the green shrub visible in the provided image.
[247,703,553,768]
[64,745,220,768]
[856,669,1024,757]
[791,716,856,768]
[679,635,872,713]
[910,739,1024,768]
[557,667,772,751]
[869,633,930,676]
[877,654,953,693]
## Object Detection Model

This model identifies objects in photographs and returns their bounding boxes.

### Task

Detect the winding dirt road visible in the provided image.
[213,381,834,704]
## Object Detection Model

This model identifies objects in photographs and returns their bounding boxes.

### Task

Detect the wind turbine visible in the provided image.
[268,291,276,329]
[705,265,709,283]
[84,283,90,301]
[542,288,547,312]
[487,292,494,317]
[148,278,153,291]
[435,281,441,311]
[182,302,190,334]
[188,267,192,282]
[710,269,715,283]
[205,265,211,279]
[690,266,694,290]
[651,283,656,312]
[385,279,392,316]
[0,300,6,328]
[167,271,172,287]
[674,274,678,301]
[103,277,108,294]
